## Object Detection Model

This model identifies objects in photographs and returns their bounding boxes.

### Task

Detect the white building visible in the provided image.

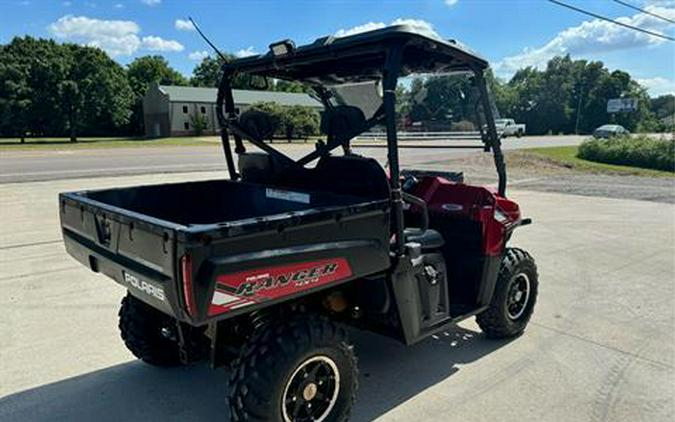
[142,82,322,138]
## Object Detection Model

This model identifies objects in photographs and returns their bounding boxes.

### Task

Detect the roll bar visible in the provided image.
[214,42,507,256]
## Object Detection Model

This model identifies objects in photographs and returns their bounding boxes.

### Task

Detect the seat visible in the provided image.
[315,155,390,199]
[238,152,275,183]
[238,109,278,141]
[320,105,366,151]
[404,228,444,250]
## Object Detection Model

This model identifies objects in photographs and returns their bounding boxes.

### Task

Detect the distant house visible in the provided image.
[142,82,322,138]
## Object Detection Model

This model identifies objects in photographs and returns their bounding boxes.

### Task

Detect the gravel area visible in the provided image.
[413,151,675,203]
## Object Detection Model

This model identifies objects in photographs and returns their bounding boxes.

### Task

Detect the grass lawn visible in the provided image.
[0,136,222,150]
[0,136,322,151]
[526,145,675,178]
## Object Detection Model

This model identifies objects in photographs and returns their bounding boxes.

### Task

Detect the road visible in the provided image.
[0,171,672,422]
[0,135,586,183]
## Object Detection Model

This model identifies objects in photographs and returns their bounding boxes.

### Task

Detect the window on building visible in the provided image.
[182,105,188,114]
[200,106,206,114]
[184,122,189,130]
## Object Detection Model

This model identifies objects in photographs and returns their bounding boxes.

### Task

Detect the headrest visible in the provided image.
[320,105,366,143]
[239,110,278,141]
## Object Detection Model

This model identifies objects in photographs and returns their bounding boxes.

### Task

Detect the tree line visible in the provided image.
[0,37,307,141]
[1,36,672,141]
[400,55,673,135]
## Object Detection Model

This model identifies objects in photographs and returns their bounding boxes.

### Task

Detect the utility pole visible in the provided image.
[574,85,583,135]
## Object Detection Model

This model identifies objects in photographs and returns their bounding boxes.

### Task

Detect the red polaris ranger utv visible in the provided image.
[59,25,538,421]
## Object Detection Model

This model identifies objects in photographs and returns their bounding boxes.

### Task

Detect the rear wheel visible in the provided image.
[118,293,183,367]
[476,248,538,339]
[228,315,357,422]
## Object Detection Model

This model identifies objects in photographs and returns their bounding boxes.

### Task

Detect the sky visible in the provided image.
[1,0,673,96]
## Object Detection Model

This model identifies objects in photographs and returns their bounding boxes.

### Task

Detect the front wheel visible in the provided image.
[476,248,538,339]
[228,315,358,422]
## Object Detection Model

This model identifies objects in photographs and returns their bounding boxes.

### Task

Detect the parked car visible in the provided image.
[593,124,629,139]
[495,118,526,137]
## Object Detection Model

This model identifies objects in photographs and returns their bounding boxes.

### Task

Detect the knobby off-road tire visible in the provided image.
[228,315,358,422]
[476,248,538,339]
[118,293,183,367]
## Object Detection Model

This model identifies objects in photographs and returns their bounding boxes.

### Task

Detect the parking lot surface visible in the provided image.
[0,172,673,421]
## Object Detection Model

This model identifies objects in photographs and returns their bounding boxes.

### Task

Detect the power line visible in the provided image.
[547,0,675,42]
[611,0,675,25]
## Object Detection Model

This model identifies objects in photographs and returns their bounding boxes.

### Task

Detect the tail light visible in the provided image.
[180,254,197,317]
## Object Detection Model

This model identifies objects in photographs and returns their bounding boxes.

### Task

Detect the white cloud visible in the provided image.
[49,15,141,57]
[141,0,160,5]
[335,18,439,38]
[495,6,675,76]
[49,15,183,57]
[114,3,124,9]
[234,46,258,57]
[637,77,675,96]
[335,22,386,37]
[175,18,194,31]
[188,50,209,61]
[141,35,183,52]
[444,0,458,6]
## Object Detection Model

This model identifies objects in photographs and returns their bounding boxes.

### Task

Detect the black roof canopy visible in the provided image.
[222,24,489,84]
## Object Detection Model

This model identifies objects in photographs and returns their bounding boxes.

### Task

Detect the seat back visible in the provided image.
[315,155,390,199]
[239,109,278,141]
[238,152,274,183]
[320,106,366,144]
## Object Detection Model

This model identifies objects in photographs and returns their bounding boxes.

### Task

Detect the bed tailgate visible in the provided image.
[59,192,181,315]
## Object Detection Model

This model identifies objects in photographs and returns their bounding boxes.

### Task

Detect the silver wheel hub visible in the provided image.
[506,272,531,320]
[282,355,340,422]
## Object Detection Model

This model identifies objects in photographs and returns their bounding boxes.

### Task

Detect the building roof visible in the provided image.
[158,85,321,107]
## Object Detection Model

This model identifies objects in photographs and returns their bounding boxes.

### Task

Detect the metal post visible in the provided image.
[383,46,405,255]
[474,69,507,197]
[216,73,239,180]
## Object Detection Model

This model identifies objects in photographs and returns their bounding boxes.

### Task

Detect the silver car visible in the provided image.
[593,124,629,139]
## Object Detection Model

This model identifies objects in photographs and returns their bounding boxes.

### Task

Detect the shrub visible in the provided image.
[248,102,320,140]
[577,135,675,172]
[189,111,209,136]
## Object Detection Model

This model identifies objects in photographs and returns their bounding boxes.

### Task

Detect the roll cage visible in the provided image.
[214,24,506,254]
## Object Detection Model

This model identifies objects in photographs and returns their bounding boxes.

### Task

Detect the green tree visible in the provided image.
[0,45,31,141]
[58,80,81,142]
[191,55,255,89]
[67,44,134,135]
[0,37,133,139]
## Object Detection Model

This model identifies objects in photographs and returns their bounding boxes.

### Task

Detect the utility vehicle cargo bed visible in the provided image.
[60,179,391,323]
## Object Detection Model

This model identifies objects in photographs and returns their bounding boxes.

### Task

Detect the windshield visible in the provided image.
[396,71,496,137]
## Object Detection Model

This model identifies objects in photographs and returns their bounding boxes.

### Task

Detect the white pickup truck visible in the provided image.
[495,118,526,138]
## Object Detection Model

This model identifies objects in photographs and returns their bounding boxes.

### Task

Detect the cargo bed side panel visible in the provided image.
[186,208,391,323]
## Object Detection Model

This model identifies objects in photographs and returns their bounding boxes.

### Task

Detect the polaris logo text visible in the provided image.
[235,262,339,297]
[124,272,165,301]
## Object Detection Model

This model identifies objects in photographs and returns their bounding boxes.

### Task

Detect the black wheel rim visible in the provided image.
[506,273,530,320]
[282,355,340,422]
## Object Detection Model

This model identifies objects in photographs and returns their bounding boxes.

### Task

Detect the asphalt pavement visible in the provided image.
[0,171,673,422]
[0,135,586,183]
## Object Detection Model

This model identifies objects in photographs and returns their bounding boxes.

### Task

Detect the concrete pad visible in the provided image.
[0,173,673,422]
